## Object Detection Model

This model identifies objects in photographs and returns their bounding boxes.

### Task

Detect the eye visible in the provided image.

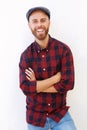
[30,18,49,24]
[40,18,48,23]
[32,20,38,24]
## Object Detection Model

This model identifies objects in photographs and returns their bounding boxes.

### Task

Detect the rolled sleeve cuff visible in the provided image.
[54,83,66,94]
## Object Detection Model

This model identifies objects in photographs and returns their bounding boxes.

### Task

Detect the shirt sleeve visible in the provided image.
[19,53,37,96]
[54,46,75,94]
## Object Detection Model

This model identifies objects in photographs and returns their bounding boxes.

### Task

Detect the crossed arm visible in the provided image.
[25,68,61,93]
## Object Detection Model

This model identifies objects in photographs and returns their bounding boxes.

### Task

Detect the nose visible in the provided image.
[37,21,42,27]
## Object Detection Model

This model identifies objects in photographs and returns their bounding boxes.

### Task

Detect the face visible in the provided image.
[28,10,50,40]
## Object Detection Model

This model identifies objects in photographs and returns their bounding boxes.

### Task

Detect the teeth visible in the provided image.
[37,29,44,32]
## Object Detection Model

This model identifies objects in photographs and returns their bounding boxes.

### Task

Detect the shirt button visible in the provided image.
[46,113,48,116]
[38,50,40,53]
[48,103,50,106]
[43,68,46,71]
[46,49,48,52]
[42,55,45,58]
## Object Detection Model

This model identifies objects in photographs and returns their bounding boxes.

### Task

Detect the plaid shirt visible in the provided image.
[19,36,75,127]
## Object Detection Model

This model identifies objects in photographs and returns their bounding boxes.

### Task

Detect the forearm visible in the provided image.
[42,86,58,93]
[36,72,61,93]
[25,68,61,93]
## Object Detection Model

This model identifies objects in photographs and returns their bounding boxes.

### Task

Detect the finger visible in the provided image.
[25,69,32,75]
[25,71,31,78]
[26,75,31,81]
[28,68,34,73]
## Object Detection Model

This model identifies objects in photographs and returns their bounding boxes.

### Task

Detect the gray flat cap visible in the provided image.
[26,6,50,21]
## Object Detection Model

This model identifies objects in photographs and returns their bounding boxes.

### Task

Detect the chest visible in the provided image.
[27,48,61,79]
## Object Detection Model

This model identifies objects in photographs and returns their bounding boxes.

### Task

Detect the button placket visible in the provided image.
[46,103,51,116]
[40,52,47,72]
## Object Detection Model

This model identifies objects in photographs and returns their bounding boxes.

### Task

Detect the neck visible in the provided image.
[35,35,49,49]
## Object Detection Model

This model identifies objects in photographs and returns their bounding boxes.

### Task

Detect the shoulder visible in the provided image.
[51,37,72,53]
[20,42,35,58]
[52,37,69,48]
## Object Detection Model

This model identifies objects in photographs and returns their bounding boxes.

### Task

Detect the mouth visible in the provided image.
[37,28,45,33]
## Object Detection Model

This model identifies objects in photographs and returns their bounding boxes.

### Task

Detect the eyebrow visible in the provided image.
[30,17,48,21]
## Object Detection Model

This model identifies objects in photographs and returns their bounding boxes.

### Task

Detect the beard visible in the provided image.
[30,26,49,40]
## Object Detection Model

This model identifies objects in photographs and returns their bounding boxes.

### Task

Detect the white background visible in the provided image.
[0,0,87,130]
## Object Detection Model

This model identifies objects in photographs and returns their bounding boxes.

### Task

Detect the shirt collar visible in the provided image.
[34,35,52,53]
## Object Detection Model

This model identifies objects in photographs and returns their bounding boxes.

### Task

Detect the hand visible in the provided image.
[56,72,61,82]
[53,72,61,83]
[25,68,36,81]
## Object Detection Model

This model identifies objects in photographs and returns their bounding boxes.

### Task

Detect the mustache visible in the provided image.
[36,25,45,29]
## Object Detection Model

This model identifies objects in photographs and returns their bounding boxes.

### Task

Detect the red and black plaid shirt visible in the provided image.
[19,36,75,127]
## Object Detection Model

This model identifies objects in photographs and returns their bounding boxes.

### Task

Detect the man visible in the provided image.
[19,6,76,130]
